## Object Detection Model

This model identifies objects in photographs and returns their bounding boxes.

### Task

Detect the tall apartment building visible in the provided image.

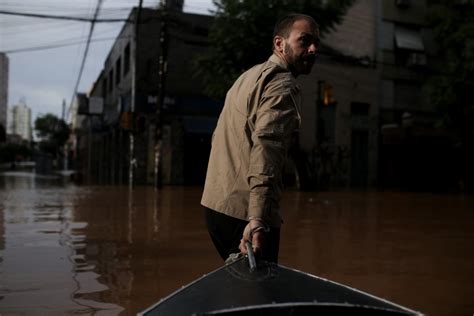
[0,53,8,132]
[8,100,33,142]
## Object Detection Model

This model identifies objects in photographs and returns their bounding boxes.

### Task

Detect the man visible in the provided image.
[202,13,320,263]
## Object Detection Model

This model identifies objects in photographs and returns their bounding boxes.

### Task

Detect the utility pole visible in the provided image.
[129,0,143,189]
[62,99,67,171]
[154,0,168,189]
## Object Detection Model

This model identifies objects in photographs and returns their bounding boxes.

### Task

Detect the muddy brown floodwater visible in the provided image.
[0,172,473,315]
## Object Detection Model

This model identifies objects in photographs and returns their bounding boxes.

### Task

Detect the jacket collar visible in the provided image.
[269,53,290,72]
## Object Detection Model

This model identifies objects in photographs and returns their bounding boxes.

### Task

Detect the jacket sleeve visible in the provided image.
[247,83,300,223]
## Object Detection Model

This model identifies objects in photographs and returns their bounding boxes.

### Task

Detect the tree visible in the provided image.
[426,1,474,142]
[34,114,70,158]
[425,1,474,190]
[195,0,355,98]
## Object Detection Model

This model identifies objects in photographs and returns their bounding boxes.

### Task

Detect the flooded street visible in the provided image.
[0,172,473,315]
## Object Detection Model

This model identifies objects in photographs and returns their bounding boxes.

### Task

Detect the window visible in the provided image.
[394,26,425,66]
[323,83,336,106]
[407,52,427,66]
[115,57,122,84]
[124,43,130,75]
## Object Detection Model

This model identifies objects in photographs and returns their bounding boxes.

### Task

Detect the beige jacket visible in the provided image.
[201,54,302,227]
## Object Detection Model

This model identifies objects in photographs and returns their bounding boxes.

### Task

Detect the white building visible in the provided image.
[0,53,8,131]
[8,99,32,142]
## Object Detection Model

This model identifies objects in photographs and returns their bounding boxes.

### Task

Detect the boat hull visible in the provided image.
[138,257,421,315]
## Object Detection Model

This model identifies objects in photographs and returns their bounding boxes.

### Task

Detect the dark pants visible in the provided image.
[204,208,280,263]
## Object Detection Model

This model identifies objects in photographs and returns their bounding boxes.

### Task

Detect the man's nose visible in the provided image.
[308,43,318,54]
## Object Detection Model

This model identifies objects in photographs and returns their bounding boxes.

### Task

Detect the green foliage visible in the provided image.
[426,1,474,144]
[0,143,32,163]
[34,114,70,157]
[195,0,355,98]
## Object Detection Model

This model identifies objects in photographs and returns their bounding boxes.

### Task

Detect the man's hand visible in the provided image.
[239,218,268,255]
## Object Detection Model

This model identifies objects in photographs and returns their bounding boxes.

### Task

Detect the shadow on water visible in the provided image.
[0,172,473,315]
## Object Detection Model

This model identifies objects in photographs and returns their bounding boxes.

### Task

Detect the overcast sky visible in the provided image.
[0,0,215,122]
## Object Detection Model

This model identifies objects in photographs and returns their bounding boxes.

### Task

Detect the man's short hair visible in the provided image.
[273,13,319,39]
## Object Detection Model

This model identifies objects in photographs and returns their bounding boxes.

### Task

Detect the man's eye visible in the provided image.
[300,37,310,45]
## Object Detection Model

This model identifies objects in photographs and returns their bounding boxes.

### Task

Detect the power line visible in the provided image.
[3,36,127,54]
[0,9,130,22]
[68,0,105,121]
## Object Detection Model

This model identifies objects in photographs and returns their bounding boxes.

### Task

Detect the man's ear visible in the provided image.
[274,35,285,53]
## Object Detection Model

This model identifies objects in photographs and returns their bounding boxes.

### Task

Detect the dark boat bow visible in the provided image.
[138,255,422,316]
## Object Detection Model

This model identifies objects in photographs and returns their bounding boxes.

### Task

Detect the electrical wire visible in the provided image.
[0,9,130,22]
[70,0,94,120]
[0,4,162,52]
[3,35,130,54]
[67,0,104,120]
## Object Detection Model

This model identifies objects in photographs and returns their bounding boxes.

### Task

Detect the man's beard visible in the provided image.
[284,44,315,75]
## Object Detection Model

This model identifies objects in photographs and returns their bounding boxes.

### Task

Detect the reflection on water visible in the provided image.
[0,172,473,315]
[0,173,124,315]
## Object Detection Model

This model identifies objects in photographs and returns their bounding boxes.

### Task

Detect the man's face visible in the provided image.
[281,19,320,76]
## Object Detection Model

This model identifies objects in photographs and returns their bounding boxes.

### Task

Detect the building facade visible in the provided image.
[7,100,32,142]
[375,0,452,190]
[74,6,217,185]
[295,0,445,190]
[292,0,379,189]
[0,53,8,135]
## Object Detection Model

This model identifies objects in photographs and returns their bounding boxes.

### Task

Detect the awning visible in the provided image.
[394,27,424,51]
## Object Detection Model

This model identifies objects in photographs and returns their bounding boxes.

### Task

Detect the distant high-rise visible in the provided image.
[0,53,8,131]
[7,99,32,142]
